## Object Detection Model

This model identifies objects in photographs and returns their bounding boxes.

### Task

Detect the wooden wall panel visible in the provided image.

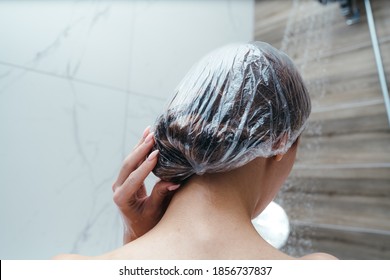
[290,223,390,260]
[255,0,390,259]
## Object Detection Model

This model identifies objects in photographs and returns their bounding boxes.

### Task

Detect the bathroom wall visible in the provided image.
[0,0,254,259]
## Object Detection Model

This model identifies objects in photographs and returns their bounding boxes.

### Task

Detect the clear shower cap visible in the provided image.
[152,41,311,183]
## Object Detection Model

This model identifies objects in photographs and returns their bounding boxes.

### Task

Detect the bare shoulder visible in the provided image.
[52,243,138,260]
[51,254,94,260]
[300,252,338,260]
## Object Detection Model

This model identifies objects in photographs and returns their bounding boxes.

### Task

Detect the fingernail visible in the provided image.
[167,184,180,191]
[142,126,151,139]
[145,132,154,144]
[148,150,159,161]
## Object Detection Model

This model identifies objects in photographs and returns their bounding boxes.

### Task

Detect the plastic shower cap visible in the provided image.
[152,41,311,183]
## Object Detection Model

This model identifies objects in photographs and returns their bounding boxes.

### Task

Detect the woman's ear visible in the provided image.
[273,134,289,162]
[275,154,284,162]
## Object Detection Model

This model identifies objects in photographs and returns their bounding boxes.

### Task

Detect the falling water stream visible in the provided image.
[275,0,337,257]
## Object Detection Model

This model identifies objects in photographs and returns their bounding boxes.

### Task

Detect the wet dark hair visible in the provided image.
[152,42,311,184]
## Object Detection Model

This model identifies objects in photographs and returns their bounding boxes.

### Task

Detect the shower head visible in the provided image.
[317,0,361,25]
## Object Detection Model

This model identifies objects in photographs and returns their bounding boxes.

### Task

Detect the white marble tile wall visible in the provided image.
[0,0,253,259]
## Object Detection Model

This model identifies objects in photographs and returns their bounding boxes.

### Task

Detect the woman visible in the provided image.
[54,42,337,259]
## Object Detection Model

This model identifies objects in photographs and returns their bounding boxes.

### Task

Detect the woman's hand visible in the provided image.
[112,127,180,244]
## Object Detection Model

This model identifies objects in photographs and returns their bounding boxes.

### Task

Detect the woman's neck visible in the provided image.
[161,180,252,229]
[153,161,270,241]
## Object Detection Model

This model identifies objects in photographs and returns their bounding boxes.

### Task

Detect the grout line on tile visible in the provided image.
[0,60,165,101]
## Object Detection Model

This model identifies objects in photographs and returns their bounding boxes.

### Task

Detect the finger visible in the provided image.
[149,181,180,209]
[112,126,150,192]
[132,126,153,171]
[114,150,159,205]
[113,131,155,190]
[133,126,152,169]
[133,126,151,151]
